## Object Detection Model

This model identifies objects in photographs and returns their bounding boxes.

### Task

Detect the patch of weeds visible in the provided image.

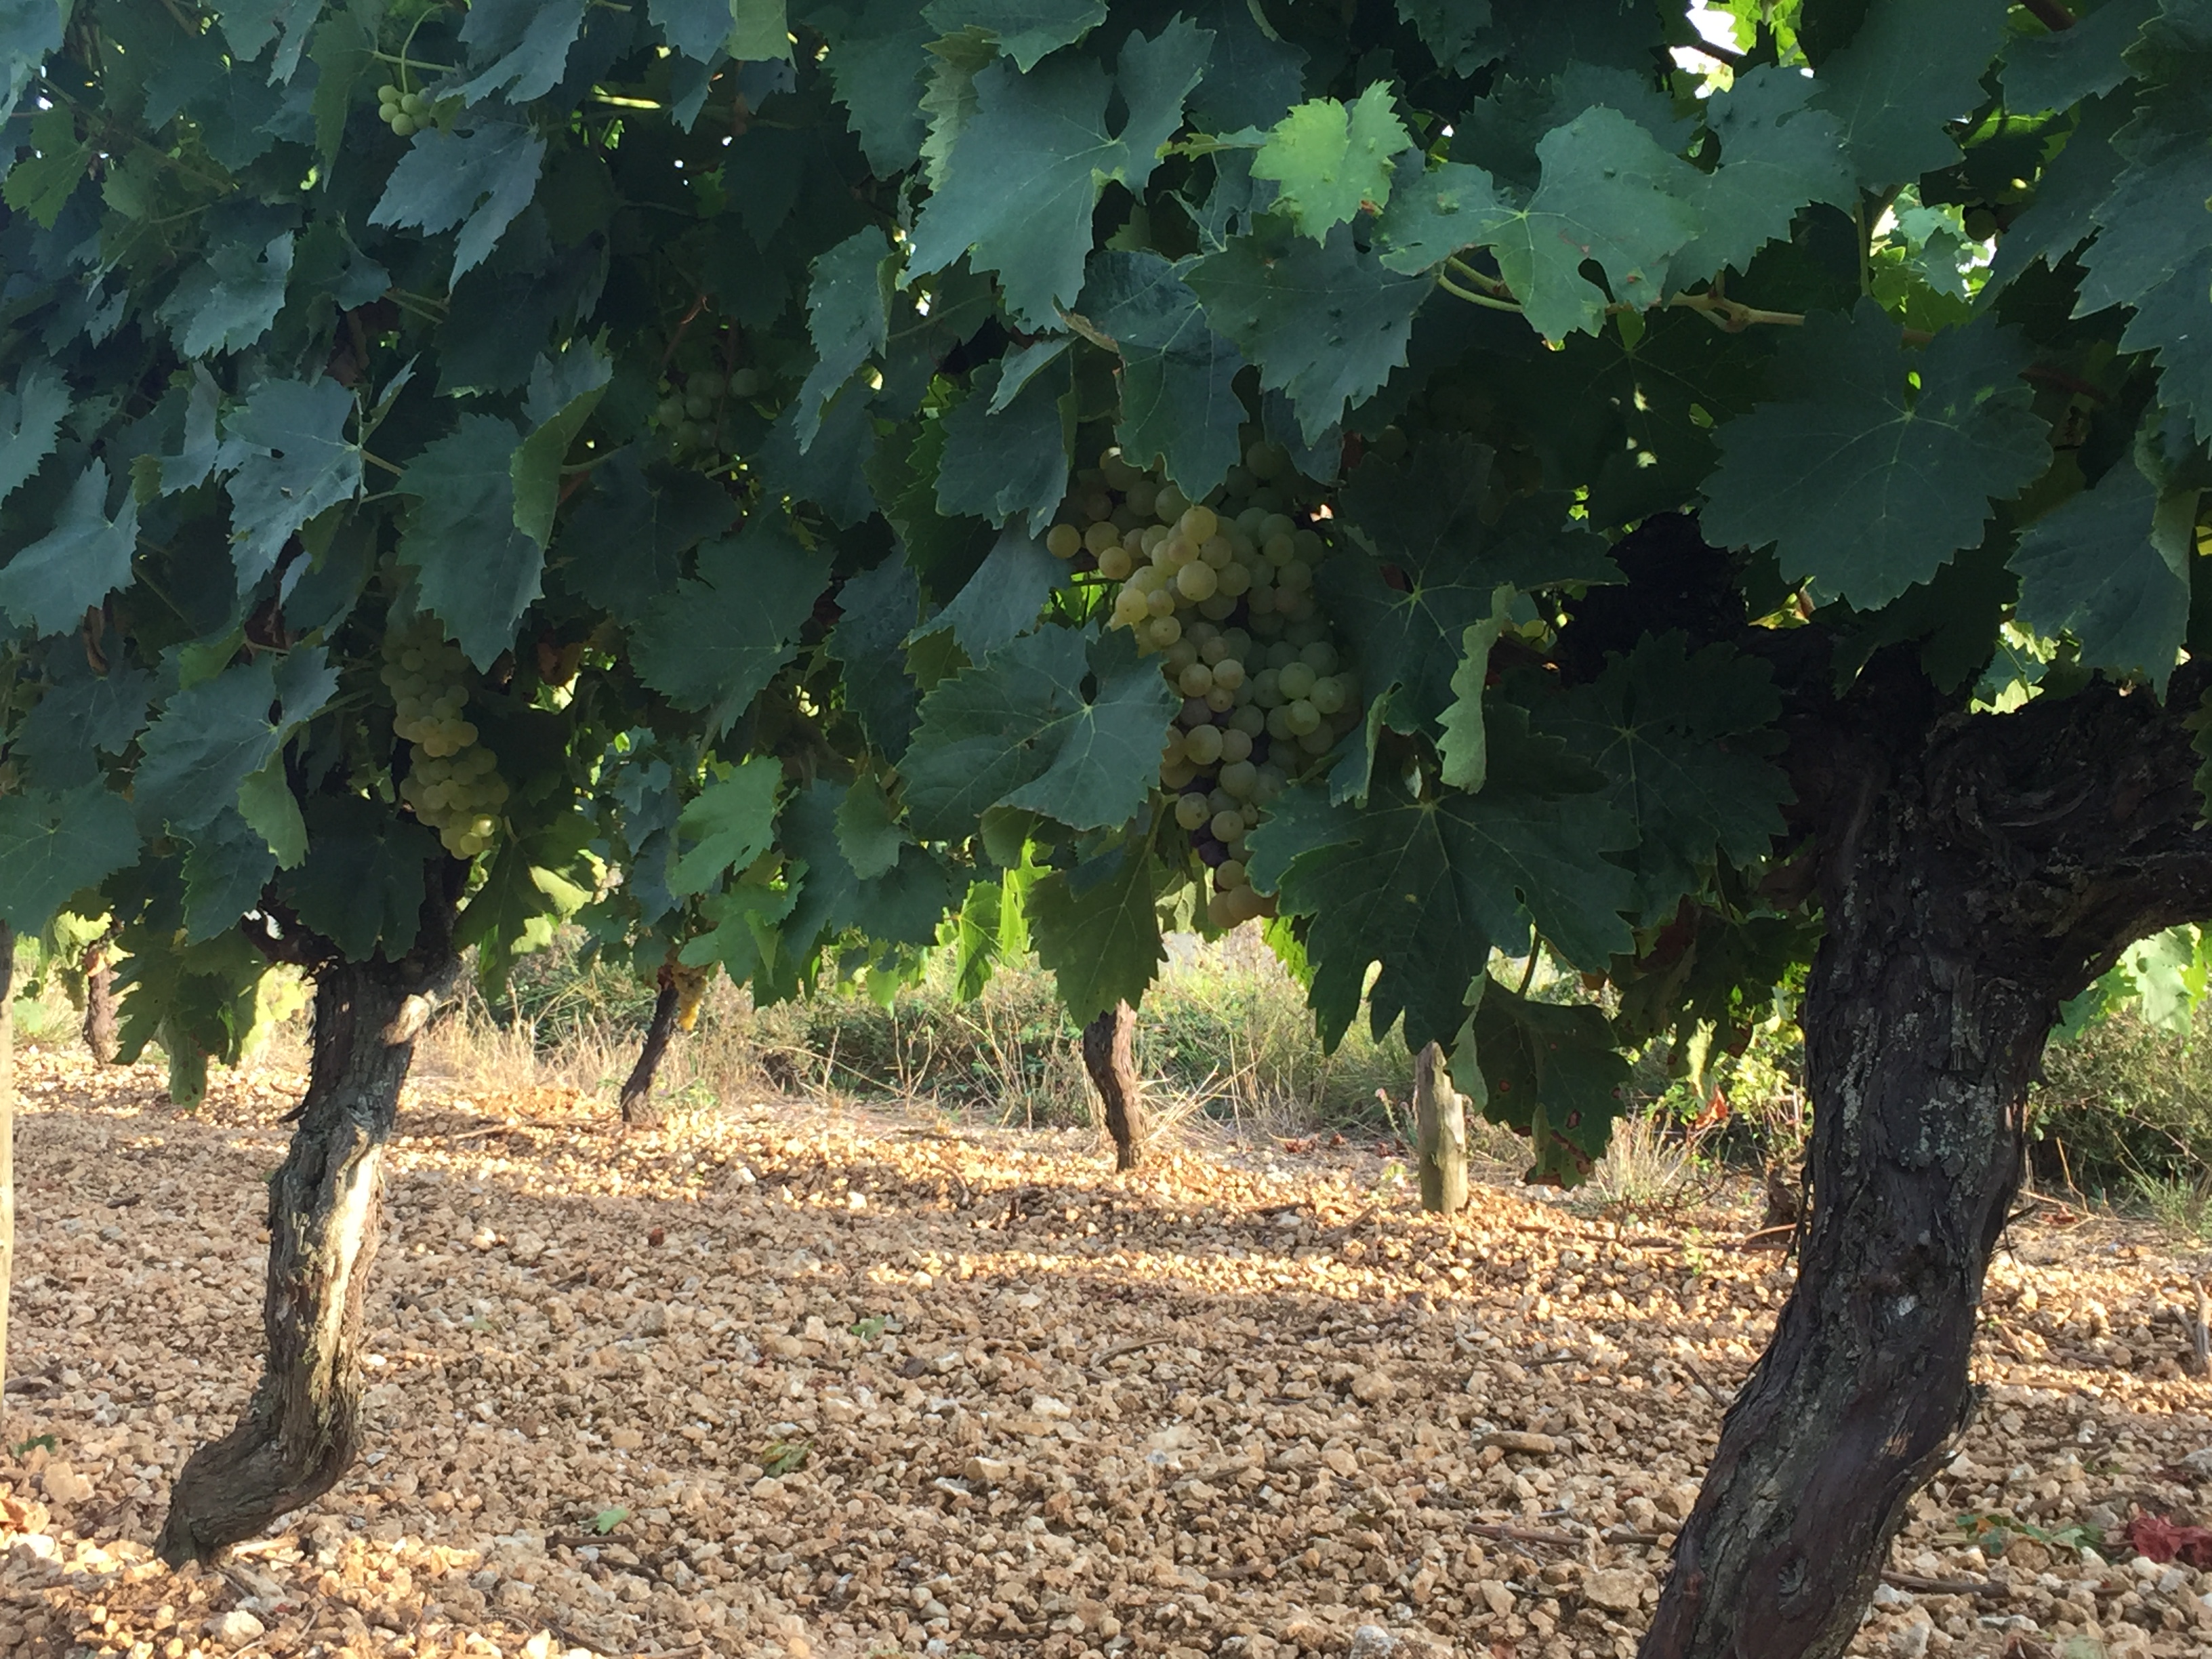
[760,1438,810,1477]
[849,1315,889,1340]
[589,1506,630,1535]
[10,1434,58,1458]
[1955,1511,2098,1555]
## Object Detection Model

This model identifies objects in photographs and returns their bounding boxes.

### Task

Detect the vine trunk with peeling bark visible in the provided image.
[1641,657,2212,1658]
[157,896,461,1565]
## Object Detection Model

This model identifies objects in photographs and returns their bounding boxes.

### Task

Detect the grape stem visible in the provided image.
[1438,256,1809,331]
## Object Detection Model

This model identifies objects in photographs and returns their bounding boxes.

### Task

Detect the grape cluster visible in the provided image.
[383,618,510,859]
[652,366,762,458]
[1046,440,1366,930]
[375,83,434,138]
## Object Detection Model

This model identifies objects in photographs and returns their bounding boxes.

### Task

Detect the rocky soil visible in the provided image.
[3,1043,2211,1659]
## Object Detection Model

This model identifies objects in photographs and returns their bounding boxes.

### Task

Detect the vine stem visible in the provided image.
[1435,270,1808,331]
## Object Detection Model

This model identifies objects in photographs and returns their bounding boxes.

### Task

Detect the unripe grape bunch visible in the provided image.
[651,365,763,459]
[1045,437,1366,932]
[383,617,510,859]
[374,83,445,138]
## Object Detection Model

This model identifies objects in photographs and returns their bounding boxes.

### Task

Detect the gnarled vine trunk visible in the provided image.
[82,930,117,1064]
[1413,1041,1468,1214]
[1082,1002,1144,1171]
[619,971,681,1129]
[1641,662,2212,1659]
[157,949,456,1563]
[0,925,15,1445]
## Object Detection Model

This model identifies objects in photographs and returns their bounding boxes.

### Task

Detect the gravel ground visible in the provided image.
[3,1042,2212,1659]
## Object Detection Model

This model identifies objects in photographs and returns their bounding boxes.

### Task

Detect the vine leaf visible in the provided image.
[0,0,64,128]
[1463,979,1629,1187]
[0,460,138,636]
[1810,0,2009,188]
[1259,709,1635,1054]
[0,785,140,932]
[2011,457,2195,695]
[2123,248,2212,448]
[1185,221,1431,444]
[1700,305,2049,610]
[901,626,1179,839]
[368,120,548,281]
[1075,250,1246,500]
[218,0,323,81]
[1435,602,1511,793]
[908,18,1211,328]
[816,1,933,172]
[912,525,1067,659]
[773,779,954,979]
[459,0,587,106]
[159,232,295,358]
[234,757,309,868]
[0,363,68,506]
[15,657,152,790]
[920,0,1107,70]
[827,555,922,760]
[1252,85,1410,241]
[1370,160,1503,276]
[511,342,613,549]
[1393,0,1496,77]
[277,796,436,962]
[1327,433,1614,737]
[216,376,363,595]
[553,451,734,623]
[631,516,831,732]
[396,415,544,670]
[1027,841,1164,1025]
[934,360,1071,535]
[835,770,907,880]
[670,758,783,896]
[453,815,596,991]
[796,227,895,450]
[1527,634,1790,923]
[1671,66,1853,285]
[131,652,340,835]
[1472,106,1703,341]
[181,813,278,945]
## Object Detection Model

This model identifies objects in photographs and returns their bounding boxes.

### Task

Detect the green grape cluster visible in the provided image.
[375,83,433,137]
[1046,438,1367,931]
[382,619,509,859]
[651,366,763,458]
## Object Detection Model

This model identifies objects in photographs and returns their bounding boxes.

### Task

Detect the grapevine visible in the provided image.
[383,617,508,860]
[1048,436,1371,929]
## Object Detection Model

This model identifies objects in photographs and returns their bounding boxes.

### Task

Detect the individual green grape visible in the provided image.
[1175,792,1211,831]
[1184,723,1223,766]
[390,114,418,138]
[1176,561,1219,602]
[729,367,763,396]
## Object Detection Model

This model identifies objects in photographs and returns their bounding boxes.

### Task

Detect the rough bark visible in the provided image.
[1081,1002,1144,1171]
[0,924,15,1446]
[1641,661,2212,1659]
[82,932,117,1063]
[619,972,680,1129]
[157,946,457,1563]
[1412,1041,1469,1214]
